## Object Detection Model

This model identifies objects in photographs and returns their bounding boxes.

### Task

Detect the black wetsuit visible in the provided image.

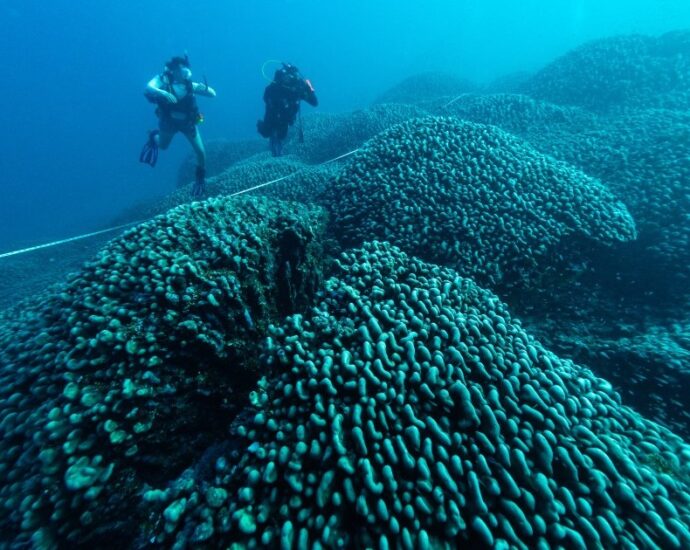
[155,76,200,135]
[258,77,318,156]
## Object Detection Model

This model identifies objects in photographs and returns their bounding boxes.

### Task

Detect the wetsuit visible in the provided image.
[258,76,318,156]
[143,70,216,198]
[146,74,209,136]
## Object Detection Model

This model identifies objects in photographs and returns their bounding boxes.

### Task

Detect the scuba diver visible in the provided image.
[257,63,318,157]
[140,54,216,199]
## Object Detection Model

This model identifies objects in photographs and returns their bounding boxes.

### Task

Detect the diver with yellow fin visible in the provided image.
[140,54,216,199]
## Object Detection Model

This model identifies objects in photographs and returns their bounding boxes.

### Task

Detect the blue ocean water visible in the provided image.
[2,0,689,252]
[2,1,690,548]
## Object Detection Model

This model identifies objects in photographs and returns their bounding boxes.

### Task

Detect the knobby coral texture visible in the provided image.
[522,31,690,113]
[145,242,690,548]
[0,29,689,550]
[328,116,635,289]
[0,196,326,547]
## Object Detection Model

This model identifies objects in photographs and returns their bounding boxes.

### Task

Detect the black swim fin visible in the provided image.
[139,130,159,167]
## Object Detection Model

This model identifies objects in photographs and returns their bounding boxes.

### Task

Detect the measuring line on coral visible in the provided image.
[0,148,361,260]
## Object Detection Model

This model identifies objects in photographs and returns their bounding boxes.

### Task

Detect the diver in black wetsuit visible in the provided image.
[257,63,318,157]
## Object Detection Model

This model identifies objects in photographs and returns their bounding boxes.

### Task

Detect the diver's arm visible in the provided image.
[145,76,177,103]
[304,91,318,107]
[301,79,318,107]
[192,82,216,97]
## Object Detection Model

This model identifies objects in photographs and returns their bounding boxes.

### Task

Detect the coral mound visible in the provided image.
[148,241,690,548]
[522,32,690,113]
[374,72,477,105]
[540,108,690,229]
[328,116,636,288]
[437,93,599,137]
[0,195,326,547]
[124,155,339,223]
[209,155,339,204]
[288,104,431,163]
[177,139,265,187]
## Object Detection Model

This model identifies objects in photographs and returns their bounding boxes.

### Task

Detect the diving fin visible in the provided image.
[139,130,159,167]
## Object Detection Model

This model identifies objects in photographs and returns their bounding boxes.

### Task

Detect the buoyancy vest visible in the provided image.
[156,75,200,124]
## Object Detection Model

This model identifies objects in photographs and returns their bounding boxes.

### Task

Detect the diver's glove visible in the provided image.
[192,166,206,199]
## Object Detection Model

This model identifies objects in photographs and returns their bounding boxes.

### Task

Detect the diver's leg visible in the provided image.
[269,133,280,157]
[185,127,206,198]
[157,130,174,150]
[270,126,286,157]
[275,124,289,157]
[184,127,206,168]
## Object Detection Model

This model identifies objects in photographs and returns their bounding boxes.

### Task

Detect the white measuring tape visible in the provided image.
[0,148,361,260]
[441,94,468,110]
[225,148,360,198]
[0,221,147,260]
